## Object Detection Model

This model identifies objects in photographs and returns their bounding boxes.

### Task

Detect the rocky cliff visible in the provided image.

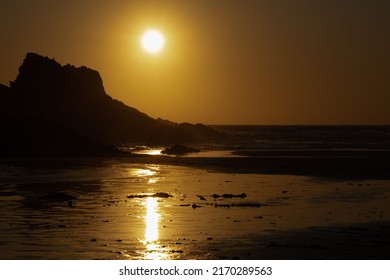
[0,53,221,156]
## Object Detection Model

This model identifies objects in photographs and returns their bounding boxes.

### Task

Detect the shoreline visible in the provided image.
[2,151,390,180]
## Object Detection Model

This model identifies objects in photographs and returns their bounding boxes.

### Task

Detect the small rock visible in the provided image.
[214,203,231,208]
[161,145,200,155]
[171,250,184,253]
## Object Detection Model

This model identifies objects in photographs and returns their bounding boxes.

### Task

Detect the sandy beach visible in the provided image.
[1,155,390,260]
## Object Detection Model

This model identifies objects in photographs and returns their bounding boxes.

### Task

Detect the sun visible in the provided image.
[141,29,165,54]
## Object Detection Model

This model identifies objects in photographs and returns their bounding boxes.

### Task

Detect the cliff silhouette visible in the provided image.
[0,53,221,156]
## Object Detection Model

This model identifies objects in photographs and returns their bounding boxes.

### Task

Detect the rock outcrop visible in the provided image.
[161,144,201,155]
[0,53,222,156]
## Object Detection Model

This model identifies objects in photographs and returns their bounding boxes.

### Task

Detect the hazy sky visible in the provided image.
[1,0,389,124]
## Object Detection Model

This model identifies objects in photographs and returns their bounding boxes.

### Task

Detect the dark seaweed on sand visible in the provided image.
[127,192,173,199]
[211,193,247,199]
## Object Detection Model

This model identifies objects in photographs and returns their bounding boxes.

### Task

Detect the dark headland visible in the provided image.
[0,53,221,156]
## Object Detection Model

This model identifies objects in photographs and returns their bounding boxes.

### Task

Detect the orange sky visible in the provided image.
[0,0,389,124]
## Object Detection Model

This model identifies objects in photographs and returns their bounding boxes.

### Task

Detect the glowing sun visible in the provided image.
[141,30,165,54]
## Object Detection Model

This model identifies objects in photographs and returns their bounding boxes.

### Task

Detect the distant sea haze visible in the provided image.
[209,125,390,151]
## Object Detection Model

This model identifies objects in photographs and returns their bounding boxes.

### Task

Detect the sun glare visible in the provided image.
[141,29,165,54]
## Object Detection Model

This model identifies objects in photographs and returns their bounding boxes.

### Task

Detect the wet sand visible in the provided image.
[0,155,390,259]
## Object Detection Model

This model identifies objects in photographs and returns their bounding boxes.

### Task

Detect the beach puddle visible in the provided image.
[1,159,390,259]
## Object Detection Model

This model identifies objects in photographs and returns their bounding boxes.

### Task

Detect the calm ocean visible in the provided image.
[209,125,390,151]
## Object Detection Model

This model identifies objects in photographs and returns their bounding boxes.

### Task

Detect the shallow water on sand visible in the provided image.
[1,159,389,259]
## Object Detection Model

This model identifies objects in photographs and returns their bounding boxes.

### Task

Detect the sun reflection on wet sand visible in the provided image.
[140,197,168,260]
[144,197,159,242]
[138,166,160,184]
[136,169,157,177]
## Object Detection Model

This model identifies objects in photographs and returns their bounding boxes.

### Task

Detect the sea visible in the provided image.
[131,125,390,157]
[207,125,390,152]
